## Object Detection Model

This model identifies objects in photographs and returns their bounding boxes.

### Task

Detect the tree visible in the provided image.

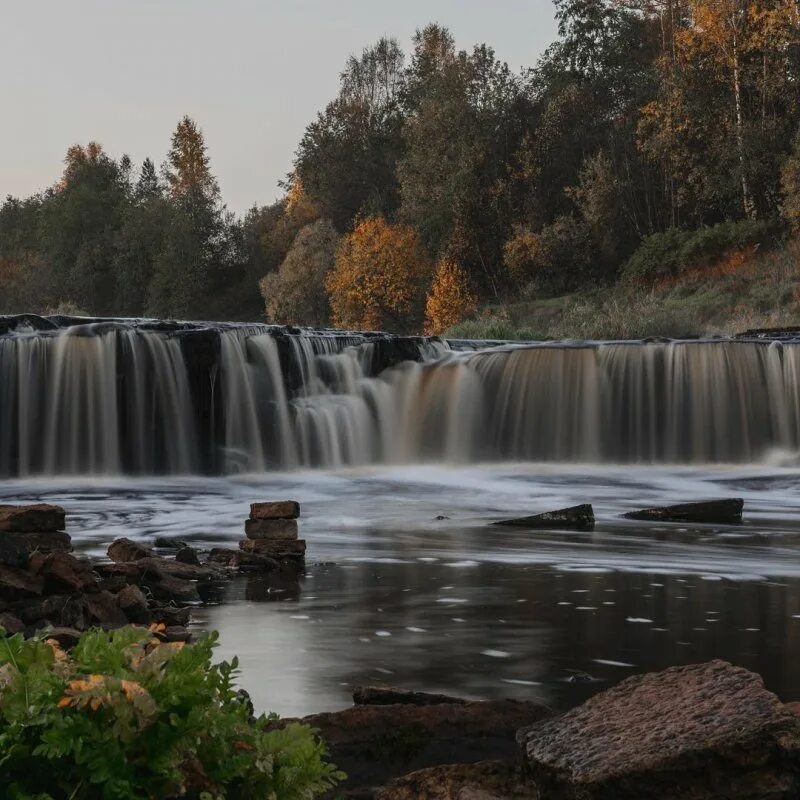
[782,131,800,232]
[424,258,477,335]
[260,219,339,327]
[163,115,219,201]
[325,217,431,332]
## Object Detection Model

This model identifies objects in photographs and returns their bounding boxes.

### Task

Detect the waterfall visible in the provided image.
[1,315,800,475]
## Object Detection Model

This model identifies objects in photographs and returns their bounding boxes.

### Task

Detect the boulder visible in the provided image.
[116,583,152,624]
[239,538,306,559]
[0,531,72,567]
[83,590,128,627]
[29,551,99,595]
[149,604,191,627]
[283,699,550,795]
[175,546,201,565]
[518,659,800,799]
[376,762,527,800]
[107,537,157,563]
[153,536,189,549]
[13,594,85,628]
[622,498,744,524]
[250,501,300,520]
[45,626,82,649]
[244,518,299,540]
[354,687,469,707]
[0,563,44,600]
[493,504,595,531]
[0,503,65,533]
[0,612,24,635]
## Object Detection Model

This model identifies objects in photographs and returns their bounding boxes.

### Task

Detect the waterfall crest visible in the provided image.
[1,316,798,475]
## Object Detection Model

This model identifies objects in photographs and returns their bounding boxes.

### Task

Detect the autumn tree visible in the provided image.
[782,131,800,232]
[325,217,431,332]
[260,219,339,327]
[163,115,219,201]
[424,258,477,335]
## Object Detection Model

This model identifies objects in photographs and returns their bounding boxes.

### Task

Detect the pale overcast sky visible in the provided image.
[1,0,558,213]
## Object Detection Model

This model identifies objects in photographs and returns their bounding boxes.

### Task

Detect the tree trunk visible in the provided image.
[732,28,755,218]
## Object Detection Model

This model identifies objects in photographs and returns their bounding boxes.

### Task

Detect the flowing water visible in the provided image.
[2,316,800,715]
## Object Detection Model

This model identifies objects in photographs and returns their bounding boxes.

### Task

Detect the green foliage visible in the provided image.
[620,219,781,286]
[445,317,542,342]
[0,626,342,800]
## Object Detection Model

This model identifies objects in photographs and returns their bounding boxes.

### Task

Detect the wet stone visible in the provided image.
[239,538,306,559]
[623,498,744,525]
[245,518,299,540]
[518,659,800,799]
[107,537,157,563]
[493,504,595,531]
[250,501,300,520]
[354,686,470,707]
[0,503,66,533]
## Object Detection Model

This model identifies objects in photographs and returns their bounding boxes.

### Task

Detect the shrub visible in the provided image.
[621,218,780,286]
[0,626,342,800]
[424,258,477,335]
[444,317,541,341]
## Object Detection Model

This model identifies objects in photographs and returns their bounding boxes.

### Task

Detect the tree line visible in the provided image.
[2,1,800,333]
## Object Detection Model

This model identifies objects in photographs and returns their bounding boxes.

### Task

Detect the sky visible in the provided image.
[0,0,558,214]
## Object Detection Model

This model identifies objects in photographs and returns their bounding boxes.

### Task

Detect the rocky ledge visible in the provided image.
[306,659,800,799]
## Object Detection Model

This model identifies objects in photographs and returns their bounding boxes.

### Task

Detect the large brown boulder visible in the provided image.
[518,659,800,799]
[286,700,550,795]
[0,531,72,567]
[376,762,528,800]
[0,504,65,532]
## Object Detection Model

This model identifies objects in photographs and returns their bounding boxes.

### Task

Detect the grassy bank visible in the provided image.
[447,237,800,341]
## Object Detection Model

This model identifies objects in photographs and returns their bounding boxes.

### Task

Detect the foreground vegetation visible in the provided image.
[0,1,798,335]
[0,626,341,800]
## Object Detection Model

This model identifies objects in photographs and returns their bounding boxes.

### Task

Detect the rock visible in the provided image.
[283,699,550,795]
[175,546,201,566]
[0,531,72,567]
[354,687,469,707]
[153,625,192,643]
[0,563,44,600]
[0,503,65,533]
[13,594,85,628]
[83,590,128,627]
[622,498,744,524]
[0,612,24,634]
[153,536,189,549]
[239,538,306,559]
[435,515,451,521]
[376,762,527,800]
[30,551,99,595]
[108,537,157,563]
[116,584,152,624]
[150,604,191,627]
[250,501,300,520]
[518,659,800,799]
[207,547,280,572]
[45,626,82,649]
[493,504,595,531]
[244,518,299,540]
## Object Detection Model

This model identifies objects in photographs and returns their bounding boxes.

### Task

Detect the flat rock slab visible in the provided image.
[250,501,300,520]
[354,686,469,707]
[518,659,800,799]
[0,504,66,533]
[245,518,298,540]
[493,504,595,531]
[623,498,743,524]
[376,761,528,800]
[284,699,550,794]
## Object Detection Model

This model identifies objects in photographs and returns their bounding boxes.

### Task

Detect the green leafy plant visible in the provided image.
[0,625,342,800]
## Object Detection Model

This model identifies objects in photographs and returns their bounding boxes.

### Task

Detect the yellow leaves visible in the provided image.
[326,216,432,332]
[424,258,477,335]
[58,673,157,723]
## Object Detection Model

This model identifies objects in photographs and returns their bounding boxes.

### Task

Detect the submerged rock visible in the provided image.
[493,504,595,531]
[623,498,743,524]
[354,687,469,707]
[518,659,800,799]
[376,761,527,800]
[282,699,550,795]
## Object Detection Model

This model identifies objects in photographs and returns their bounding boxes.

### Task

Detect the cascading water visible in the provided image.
[1,315,800,476]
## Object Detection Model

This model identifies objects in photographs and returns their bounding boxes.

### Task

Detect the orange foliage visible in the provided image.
[424,258,477,335]
[325,217,431,332]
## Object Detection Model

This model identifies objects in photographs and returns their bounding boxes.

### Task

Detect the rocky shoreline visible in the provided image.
[2,498,798,798]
